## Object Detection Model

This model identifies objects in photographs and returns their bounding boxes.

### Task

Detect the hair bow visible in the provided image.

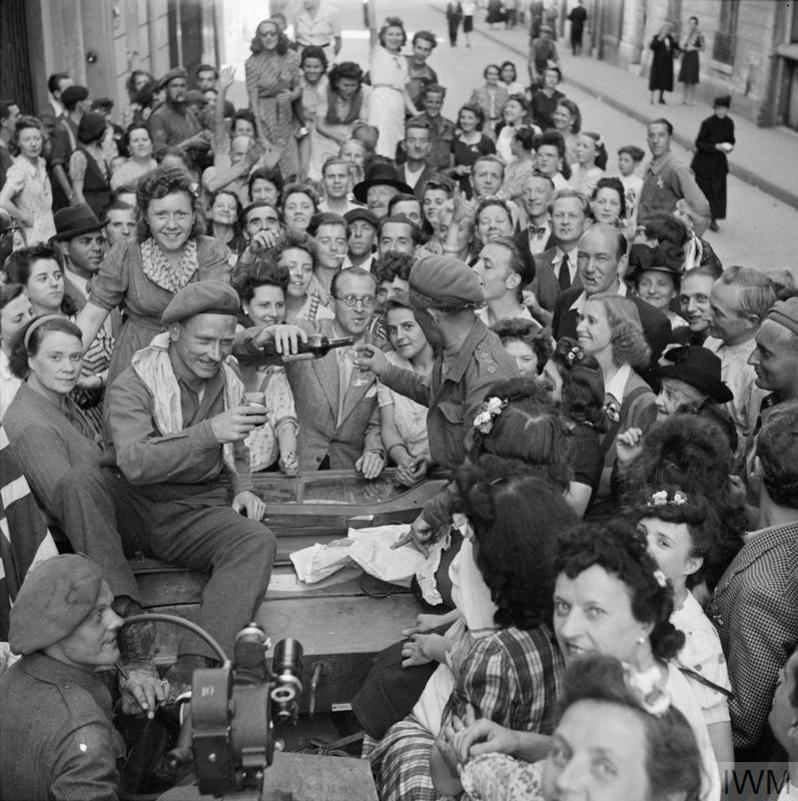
[473,396,508,435]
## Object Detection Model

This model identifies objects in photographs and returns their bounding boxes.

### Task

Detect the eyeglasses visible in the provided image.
[259,30,279,38]
[334,294,377,308]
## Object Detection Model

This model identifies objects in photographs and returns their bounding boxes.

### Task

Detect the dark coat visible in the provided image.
[649,35,677,92]
[691,114,735,220]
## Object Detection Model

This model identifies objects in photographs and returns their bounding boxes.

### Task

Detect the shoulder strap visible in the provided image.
[678,666,735,701]
[599,385,650,461]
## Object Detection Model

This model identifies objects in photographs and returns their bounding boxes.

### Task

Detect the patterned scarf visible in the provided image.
[140,237,198,294]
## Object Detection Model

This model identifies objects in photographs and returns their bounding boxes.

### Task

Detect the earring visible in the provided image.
[636,633,647,645]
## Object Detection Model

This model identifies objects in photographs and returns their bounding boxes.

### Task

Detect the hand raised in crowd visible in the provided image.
[209,403,268,443]
[231,490,266,520]
[219,65,235,92]
[616,426,644,464]
[355,449,386,480]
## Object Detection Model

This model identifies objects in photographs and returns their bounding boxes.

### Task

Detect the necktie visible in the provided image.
[558,254,571,291]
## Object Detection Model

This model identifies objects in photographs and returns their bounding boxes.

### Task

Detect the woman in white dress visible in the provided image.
[368,17,419,158]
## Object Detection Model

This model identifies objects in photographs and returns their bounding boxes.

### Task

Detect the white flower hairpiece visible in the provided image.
[473,396,508,435]
[653,569,668,589]
[566,345,584,367]
[647,489,687,508]
[624,662,671,716]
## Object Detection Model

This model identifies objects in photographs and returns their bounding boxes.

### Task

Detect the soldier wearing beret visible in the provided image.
[0,555,155,801]
[147,66,209,164]
[103,280,276,690]
[355,254,518,547]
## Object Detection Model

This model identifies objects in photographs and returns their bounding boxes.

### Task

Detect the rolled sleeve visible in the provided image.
[88,240,132,312]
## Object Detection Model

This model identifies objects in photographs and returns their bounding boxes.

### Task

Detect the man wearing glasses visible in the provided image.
[237,267,385,476]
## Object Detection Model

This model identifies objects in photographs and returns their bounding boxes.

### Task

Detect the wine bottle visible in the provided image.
[256,333,355,364]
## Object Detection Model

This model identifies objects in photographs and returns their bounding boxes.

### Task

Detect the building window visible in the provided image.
[713,0,739,64]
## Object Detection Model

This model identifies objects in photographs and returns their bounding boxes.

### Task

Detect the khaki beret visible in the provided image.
[161,280,241,324]
[410,254,484,306]
[9,555,105,655]
[766,297,798,336]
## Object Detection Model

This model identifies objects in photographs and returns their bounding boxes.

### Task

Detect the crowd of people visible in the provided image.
[0,3,796,800]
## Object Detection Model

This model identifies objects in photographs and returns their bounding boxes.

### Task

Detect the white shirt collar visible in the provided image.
[605,363,632,403]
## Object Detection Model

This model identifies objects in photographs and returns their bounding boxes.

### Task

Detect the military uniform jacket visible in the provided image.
[0,653,124,801]
[380,316,518,471]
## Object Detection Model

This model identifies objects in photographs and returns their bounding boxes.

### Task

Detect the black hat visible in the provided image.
[625,243,683,284]
[77,111,107,144]
[344,207,379,229]
[352,163,413,204]
[653,346,733,404]
[91,97,114,111]
[60,85,89,109]
[53,204,105,240]
[713,95,731,109]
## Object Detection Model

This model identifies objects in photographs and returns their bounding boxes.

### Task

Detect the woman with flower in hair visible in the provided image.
[75,166,229,383]
[630,486,734,768]
[575,293,656,501]
[568,131,607,197]
[369,468,572,801]
[367,17,420,158]
[448,518,720,801]
[545,337,606,517]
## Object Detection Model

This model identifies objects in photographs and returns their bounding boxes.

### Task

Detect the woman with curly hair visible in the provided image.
[75,166,229,383]
[245,18,302,180]
[552,98,581,166]
[233,257,299,475]
[447,518,720,801]
[618,413,748,593]
[367,17,419,158]
[492,318,551,377]
[546,337,606,516]
[575,293,656,501]
[206,189,245,268]
[630,487,733,768]
[369,468,572,801]
[589,175,627,226]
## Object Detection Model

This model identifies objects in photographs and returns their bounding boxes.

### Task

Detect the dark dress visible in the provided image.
[691,114,735,221]
[451,134,496,196]
[530,88,564,130]
[486,0,505,24]
[649,34,677,92]
[678,31,703,84]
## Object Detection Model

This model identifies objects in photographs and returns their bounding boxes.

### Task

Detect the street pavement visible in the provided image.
[221,0,798,276]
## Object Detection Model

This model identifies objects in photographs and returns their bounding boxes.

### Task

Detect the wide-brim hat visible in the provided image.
[625,242,683,284]
[352,163,413,204]
[653,345,733,404]
[53,204,105,240]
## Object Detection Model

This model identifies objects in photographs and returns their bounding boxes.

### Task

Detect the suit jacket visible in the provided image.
[552,288,671,364]
[709,521,798,754]
[526,246,580,313]
[285,318,383,471]
[398,164,438,200]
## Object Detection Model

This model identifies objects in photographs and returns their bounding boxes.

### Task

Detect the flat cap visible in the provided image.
[344,207,379,229]
[161,280,240,324]
[410,254,484,306]
[766,297,798,336]
[158,66,188,91]
[9,555,104,655]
